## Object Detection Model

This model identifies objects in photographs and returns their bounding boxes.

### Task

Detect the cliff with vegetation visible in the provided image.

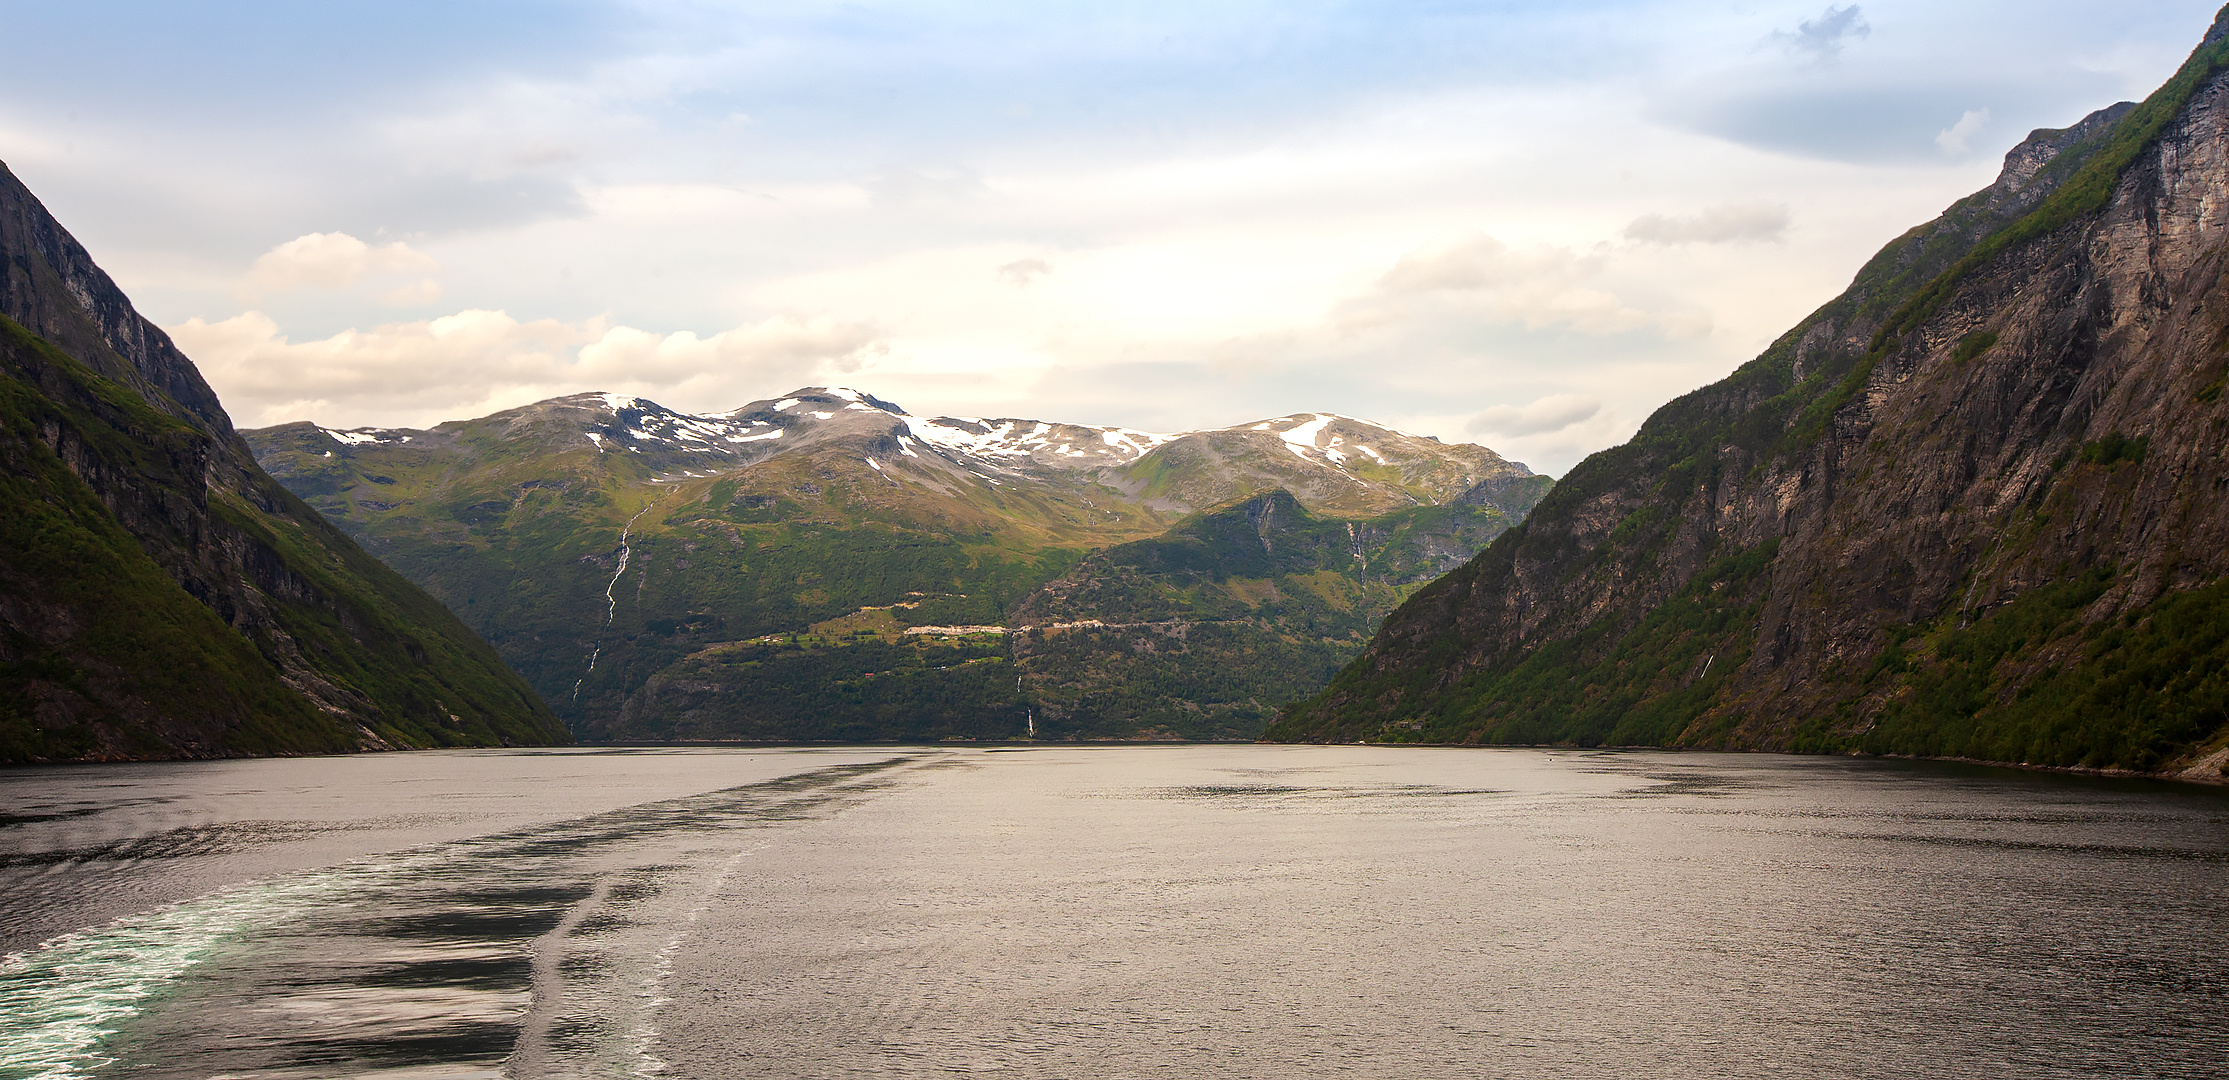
[0,161,564,762]
[1271,8,2229,781]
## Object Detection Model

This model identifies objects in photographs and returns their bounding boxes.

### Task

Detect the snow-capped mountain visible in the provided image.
[243,385,1554,743]
[300,386,1534,519]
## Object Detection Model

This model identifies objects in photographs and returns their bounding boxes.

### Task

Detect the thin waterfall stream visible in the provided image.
[570,499,661,712]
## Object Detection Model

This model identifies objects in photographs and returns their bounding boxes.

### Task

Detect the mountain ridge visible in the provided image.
[280,385,1539,520]
[0,159,566,762]
[246,387,1549,740]
[1269,6,2229,782]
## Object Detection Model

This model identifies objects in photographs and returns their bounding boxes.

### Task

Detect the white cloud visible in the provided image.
[41,4,2200,478]
[241,232,442,301]
[378,278,446,306]
[1622,202,1790,245]
[1935,108,1992,155]
[1346,231,1711,338]
[170,308,883,429]
[1771,5,1870,61]
[867,166,988,207]
[997,258,1052,287]
[1465,394,1604,437]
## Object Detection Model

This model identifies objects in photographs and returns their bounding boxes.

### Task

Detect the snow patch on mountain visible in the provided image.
[523,389,1518,497]
[1277,414,1335,450]
[904,415,1177,465]
[815,386,908,414]
[321,427,411,446]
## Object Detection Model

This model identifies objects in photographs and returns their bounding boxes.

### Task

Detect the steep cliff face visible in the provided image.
[0,161,564,761]
[1272,9,2229,779]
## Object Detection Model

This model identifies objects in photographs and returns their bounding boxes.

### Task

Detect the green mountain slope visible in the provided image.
[247,391,1548,740]
[1007,487,1547,739]
[1270,8,2229,781]
[0,161,563,761]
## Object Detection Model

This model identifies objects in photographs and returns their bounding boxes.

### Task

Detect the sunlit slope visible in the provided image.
[612,487,1544,742]
[1111,416,1527,518]
[0,161,563,761]
[1274,10,2229,778]
[1006,488,1546,739]
[249,389,1547,738]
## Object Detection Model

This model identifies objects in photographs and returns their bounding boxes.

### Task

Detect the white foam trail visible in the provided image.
[0,855,423,1080]
[506,876,615,1076]
[625,844,762,1076]
[0,758,917,1079]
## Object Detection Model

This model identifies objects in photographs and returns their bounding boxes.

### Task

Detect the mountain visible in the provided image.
[1004,489,1534,738]
[1270,8,2229,781]
[246,389,1547,740]
[0,161,564,762]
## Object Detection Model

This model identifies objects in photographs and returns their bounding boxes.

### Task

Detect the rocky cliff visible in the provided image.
[0,161,564,761]
[1271,8,2229,780]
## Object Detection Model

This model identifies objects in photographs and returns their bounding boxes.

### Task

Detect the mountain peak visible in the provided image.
[1273,14,2229,775]
[770,386,910,416]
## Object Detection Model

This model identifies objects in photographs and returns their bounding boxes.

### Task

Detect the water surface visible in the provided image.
[1,746,2223,1078]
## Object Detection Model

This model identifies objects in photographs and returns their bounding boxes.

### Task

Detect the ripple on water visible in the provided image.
[0,755,921,1080]
[1,748,2225,1079]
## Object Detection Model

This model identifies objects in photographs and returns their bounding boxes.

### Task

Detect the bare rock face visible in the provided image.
[1273,8,2229,776]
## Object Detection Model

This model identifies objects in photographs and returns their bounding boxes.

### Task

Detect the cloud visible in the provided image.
[1465,393,1603,437]
[1348,231,1710,338]
[1376,232,1590,294]
[241,232,442,301]
[1772,5,1870,61]
[1622,202,1791,245]
[1935,108,1991,154]
[997,258,1052,287]
[378,278,446,306]
[506,139,579,168]
[867,166,987,207]
[169,308,884,428]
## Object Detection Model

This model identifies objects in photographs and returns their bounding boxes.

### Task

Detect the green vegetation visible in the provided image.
[1014,490,1526,739]
[373,508,1084,735]
[1951,330,2000,366]
[0,309,563,762]
[207,483,565,750]
[580,489,1529,742]
[1794,567,2229,772]
[0,321,346,760]
[1264,537,1778,745]
[1021,622,1360,740]
[2079,434,2149,468]
[250,384,1547,742]
[619,635,1026,742]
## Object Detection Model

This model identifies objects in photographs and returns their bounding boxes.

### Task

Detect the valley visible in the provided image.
[246,388,1549,741]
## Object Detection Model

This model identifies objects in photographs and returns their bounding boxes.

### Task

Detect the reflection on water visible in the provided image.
[0,746,2225,1079]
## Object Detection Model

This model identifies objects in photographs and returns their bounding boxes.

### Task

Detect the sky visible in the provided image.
[1,1,2220,475]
